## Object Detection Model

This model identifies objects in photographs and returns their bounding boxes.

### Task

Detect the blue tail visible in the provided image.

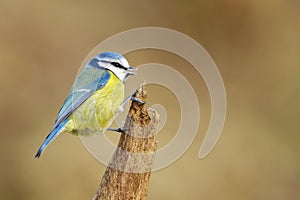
[35,120,68,158]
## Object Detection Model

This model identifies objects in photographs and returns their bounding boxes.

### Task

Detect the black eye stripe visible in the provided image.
[111,62,127,70]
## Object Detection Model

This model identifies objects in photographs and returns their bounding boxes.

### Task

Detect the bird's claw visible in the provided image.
[107,127,128,133]
[131,96,145,104]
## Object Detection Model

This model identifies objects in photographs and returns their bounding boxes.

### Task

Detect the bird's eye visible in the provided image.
[111,62,127,70]
[111,62,120,67]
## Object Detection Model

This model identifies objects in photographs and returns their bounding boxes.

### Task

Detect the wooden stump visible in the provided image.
[93,86,159,200]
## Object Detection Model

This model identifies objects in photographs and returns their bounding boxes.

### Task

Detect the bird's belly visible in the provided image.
[65,79,124,136]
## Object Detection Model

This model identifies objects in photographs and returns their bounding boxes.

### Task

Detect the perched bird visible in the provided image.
[35,52,136,158]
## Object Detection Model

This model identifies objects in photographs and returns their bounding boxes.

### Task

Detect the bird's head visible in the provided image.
[96,52,136,82]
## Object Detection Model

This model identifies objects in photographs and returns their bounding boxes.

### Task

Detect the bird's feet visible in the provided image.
[120,89,146,108]
[131,96,145,104]
[107,127,128,133]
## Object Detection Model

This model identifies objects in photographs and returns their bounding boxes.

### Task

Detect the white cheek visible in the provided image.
[97,61,110,68]
[97,61,126,82]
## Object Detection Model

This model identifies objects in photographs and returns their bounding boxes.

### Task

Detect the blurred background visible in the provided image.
[0,0,299,199]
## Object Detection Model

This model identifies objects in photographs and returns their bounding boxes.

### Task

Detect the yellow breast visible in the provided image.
[65,71,124,136]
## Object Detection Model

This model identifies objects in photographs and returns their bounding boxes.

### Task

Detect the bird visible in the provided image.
[35,52,136,158]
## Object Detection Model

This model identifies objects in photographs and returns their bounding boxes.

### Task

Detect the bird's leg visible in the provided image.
[107,127,128,133]
[120,89,145,108]
[108,89,146,134]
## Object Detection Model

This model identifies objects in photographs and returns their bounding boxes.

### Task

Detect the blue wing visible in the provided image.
[52,67,110,132]
[35,58,110,158]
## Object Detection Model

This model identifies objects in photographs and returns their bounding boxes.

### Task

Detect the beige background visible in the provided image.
[0,0,299,199]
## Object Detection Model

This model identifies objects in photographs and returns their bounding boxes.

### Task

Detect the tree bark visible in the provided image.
[93,86,159,200]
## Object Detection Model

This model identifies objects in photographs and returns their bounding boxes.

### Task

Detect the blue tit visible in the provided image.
[35,52,135,158]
